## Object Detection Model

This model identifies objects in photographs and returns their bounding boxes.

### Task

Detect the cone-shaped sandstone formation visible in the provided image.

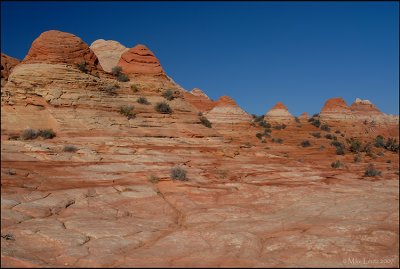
[118,44,165,76]
[22,30,102,72]
[206,96,251,124]
[183,88,216,112]
[265,102,294,122]
[350,98,381,114]
[90,39,129,73]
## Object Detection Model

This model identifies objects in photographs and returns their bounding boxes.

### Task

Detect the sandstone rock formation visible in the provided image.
[118,44,165,76]
[205,96,252,124]
[1,30,399,268]
[319,97,351,120]
[90,39,129,73]
[22,30,102,72]
[299,112,309,120]
[1,53,20,81]
[350,98,381,114]
[183,88,216,112]
[265,102,294,122]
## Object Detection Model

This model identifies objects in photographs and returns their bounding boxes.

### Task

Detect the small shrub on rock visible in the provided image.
[199,116,212,128]
[311,132,321,138]
[21,129,39,140]
[354,153,362,163]
[76,61,88,73]
[38,129,56,139]
[331,160,344,169]
[155,102,172,114]
[119,105,136,119]
[320,124,331,132]
[117,73,129,82]
[63,145,78,152]
[137,97,150,105]
[104,85,118,96]
[162,89,175,101]
[364,164,381,177]
[171,167,187,181]
[301,140,311,147]
[131,84,139,92]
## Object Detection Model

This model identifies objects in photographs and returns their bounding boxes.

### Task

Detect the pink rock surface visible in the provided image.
[265,102,294,122]
[1,53,20,81]
[90,39,129,73]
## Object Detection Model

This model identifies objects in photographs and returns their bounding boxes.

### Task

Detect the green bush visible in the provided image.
[199,116,212,128]
[364,164,381,177]
[348,138,362,153]
[155,102,172,114]
[259,120,271,128]
[256,133,263,140]
[76,61,88,73]
[325,134,335,140]
[320,124,331,132]
[331,160,343,169]
[104,85,118,95]
[38,129,56,139]
[301,140,311,147]
[63,145,78,152]
[311,132,321,138]
[117,73,129,82]
[162,89,175,101]
[171,167,187,181]
[119,105,136,119]
[384,138,399,153]
[335,146,345,155]
[131,84,139,92]
[137,97,150,105]
[21,129,39,140]
[111,66,123,76]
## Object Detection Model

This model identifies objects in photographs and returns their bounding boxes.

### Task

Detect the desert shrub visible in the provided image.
[76,61,88,73]
[384,138,399,153]
[311,132,321,138]
[119,105,136,119]
[325,134,334,140]
[253,115,265,123]
[162,89,175,101]
[1,233,15,241]
[20,129,39,140]
[273,124,287,130]
[335,146,345,155]
[63,145,78,152]
[155,102,172,114]
[104,85,118,95]
[331,141,343,148]
[335,130,341,134]
[263,128,272,135]
[294,117,300,123]
[348,138,362,153]
[320,124,331,132]
[256,133,263,140]
[38,129,56,139]
[374,135,385,148]
[354,153,362,163]
[301,140,311,147]
[258,120,271,129]
[149,175,160,183]
[377,151,384,157]
[111,66,122,76]
[319,145,325,151]
[117,73,129,82]
[312,113,319,118]
[137,97,150,105]
[131,84,139,92]
[331,160,343,169]
[311,119,321,127]
[199,116,212,128]
[171,166,187,181]
[364,164,381,177]
[272,138,283,144]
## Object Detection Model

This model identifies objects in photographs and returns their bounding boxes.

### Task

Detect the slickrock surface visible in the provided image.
[1,30,399,268]
[90,39,129,73]
[22,30,102,72]
[118,44,165,76]
[1,53,20,82]
[265,102,294,122]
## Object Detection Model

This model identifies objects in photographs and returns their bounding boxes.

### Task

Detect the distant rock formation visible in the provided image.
[350,98,381,114]
[299,112,309,120]
[118,44,165,76]
[265,102,294,122]
[183,88,216,112]
[205,96,251,123]
[90,39,129,73]
[1,53,20,80]
[22,30,102,72]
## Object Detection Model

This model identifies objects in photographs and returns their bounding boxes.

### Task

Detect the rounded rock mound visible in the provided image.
[118,44,165,76]
[1,53,20,80]
[90,39,129,72]
[22,30,101,71]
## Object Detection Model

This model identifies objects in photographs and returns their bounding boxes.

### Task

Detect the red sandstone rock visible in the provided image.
[321,97,350,112]
[183,88,216,112]
[350,98,381,114]
[299,112,309,120]
[22,30,102,71]
[118,44,164,76]
[265,102,294,122]
[1,53,20,80]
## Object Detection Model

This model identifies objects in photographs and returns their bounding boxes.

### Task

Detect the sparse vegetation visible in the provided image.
[273,124,287,130]
[325,134,335,140]
[272,138,283,144]
[131,84,139,92]
[104,84,118,95]
[335,130,341,134]
[320,124,331,132]
[311,132,321,138]
[171,166,187,181]
[137,97,150,105]
[331,160,344,169]
[112,66,129,82]
[1,233,15,241]
[354,153,362,163]
[199,116,212,128]
[119,105,136,119]
[155,102,172,114]
[347,138,362,153]
[117,73,129,82]
[149,175,160,183]
[162,89,175,101]
[364,164,381,177]
[38,129,56,139]
[294,117,300,123]
[258,120,271,129]
[76,61,88,73]
[111,66,123,76]
[21,129,39,140]
[63,145,78,152]
[301,140,311,147]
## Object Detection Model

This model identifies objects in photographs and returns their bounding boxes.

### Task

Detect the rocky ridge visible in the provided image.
[1,30,399,268]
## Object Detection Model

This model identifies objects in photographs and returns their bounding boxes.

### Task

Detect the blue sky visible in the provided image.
[1,1,399,116]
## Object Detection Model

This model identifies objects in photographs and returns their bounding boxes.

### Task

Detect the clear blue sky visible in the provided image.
[1,1,399,116]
